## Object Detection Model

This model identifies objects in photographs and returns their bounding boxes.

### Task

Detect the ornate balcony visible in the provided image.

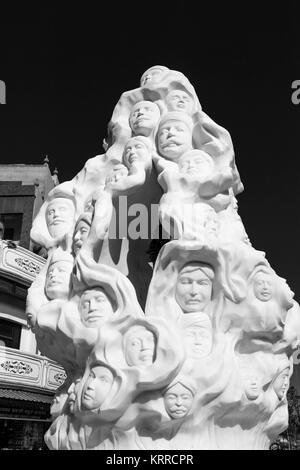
[0,240,46,286]
[0,347,67,392]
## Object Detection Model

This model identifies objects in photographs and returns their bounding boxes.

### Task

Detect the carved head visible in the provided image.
[252,270,274,302]
[45,250,74,300]
[81,364,115,411]
[122,136,152,169]
[184,323,213,359]
[166,89,194,114]
[129,101,161,137]
[72,213,93,256]
[163,378,196,419]
[273,367,290,400]
[79,287,114,328]
[240,367,263,400]
[157,112,193,161]
[123,325,156,367]
[50,392,68,418]
[175,262,214,313]
[178,150,214,178]
[140,65,169,87]
[46,197,75,238]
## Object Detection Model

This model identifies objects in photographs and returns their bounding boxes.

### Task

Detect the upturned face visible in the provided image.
[273,368,290,400]
[123,139,151,168]
[158,120,192,161]
[184,325,212,358]
[179,153,213,178]
[79,288,114,327]
[46,198,75,238]
[175,266,213,313]
[140,67,166,87]
[45,260,73,300]
[124,326,155,367]
[129,101,160,137]
[166,90,193,114]
[73,220,90,255]
[164,383,194,419]
[253,272,274,302]
[81,366,114,411]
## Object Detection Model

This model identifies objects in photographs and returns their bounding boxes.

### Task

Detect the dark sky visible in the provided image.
[0,4,299,296]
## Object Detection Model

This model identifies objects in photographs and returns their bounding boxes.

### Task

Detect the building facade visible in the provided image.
[0,162,65,450]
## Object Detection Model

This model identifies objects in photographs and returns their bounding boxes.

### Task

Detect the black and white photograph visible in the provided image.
[0,3,299,454]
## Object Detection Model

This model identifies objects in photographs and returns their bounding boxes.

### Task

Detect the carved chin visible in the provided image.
[49,224,69,237]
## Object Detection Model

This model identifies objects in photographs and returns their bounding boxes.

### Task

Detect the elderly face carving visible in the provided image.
[46,198,75,238]
[123,138,151,168]
[158,119,192,161]
[73,220,91,255]
[179,151,214,178]
[253,272,274,302]
[184,325,212,358]
[240,368,262,400]
[79,288,114,328]
[166,90,193,114]
[124,325,156,367]
[129,101,160,137]
[175,263,214,313]
[164,382,194,419]
[81,365,114,411]
[140,66,167,87]
[45,260,73,300]
[273,367,290,400]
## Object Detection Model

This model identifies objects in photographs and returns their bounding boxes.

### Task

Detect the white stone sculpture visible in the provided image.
[26,66,300,450]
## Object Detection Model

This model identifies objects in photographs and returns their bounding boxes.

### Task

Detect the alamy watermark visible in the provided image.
[291,80,300,105]
[0,80,6,104]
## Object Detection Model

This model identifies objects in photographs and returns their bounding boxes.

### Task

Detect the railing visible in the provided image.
[0,347,67,392]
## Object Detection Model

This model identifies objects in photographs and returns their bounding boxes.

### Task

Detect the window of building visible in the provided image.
[0,319,22,349]
[0,213,23,242]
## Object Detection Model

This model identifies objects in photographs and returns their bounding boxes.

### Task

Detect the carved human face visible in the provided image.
[253,272,274,302]
[80,288,114,327]
[129,101,160,137]
[179,153,213,178]
[175,265,213,313]
[124,326,155,367]
[81,365,114,411]
[45,260,73,300]
[166,90,193,114]
[158,120,192,161]
[123,139,151,168]
[164,383,194,419]
[50,393,67,418]
[273,367,290,400]
[46,198,75,238]
[240,369,262,400]
[73,220,90,255]
[184,325,212,358]
[140,67,166,87]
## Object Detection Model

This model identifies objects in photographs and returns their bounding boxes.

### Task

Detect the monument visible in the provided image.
[26,66,300,450]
